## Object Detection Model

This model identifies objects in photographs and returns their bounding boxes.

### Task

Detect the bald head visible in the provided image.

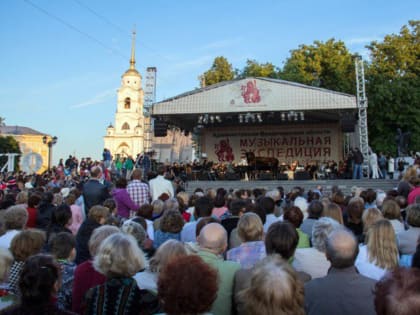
[198,223,227,255]
[326,229,358,268]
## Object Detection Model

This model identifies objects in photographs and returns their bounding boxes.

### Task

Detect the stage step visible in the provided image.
[184,179,399,197]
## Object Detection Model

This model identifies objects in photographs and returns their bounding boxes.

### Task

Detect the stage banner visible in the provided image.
[202,124,342,165]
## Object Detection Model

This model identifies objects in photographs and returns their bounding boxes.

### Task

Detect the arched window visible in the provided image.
[122,122,130,130]
[124,97,131,109]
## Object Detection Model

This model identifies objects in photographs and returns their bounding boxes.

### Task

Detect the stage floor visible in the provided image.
[185,179,399,196]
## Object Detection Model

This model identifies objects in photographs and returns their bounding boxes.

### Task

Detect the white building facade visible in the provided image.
[104,32,145,158]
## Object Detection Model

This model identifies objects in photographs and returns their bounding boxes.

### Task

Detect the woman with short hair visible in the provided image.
[84,233,160,314]
[153,210,184,249]
[226,212,266,269]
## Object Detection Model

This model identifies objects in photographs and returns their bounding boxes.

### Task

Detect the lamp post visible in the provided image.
[42,135,58,171]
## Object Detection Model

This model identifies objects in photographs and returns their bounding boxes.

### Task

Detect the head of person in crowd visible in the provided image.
[406,204,420,227]
[151,199,165,218]
[253,188,265,199]
[94,233,145,278]
[322,203,344,224]
[363,189,378,207]
[156,165,167,176]
[214,188,227,208]
[198,223,228,255]
[283,206,304,229]
[18,254,61,311]
[195,217,220,238]
[331,190,345,207]
[382,199,402,221]
[258,196,275,215]
[325,229,358,269]
[205,188,217,200]
[346,197,365,223]
[88,205,109,225]
[90,166,102,179]
[88,225,120,257]
[27,193,42,209]
[265,190,281,204]
[366,220,399,270]
[247,201,266,225]
[312,217,341,253]
[0,248,13,283]
[229,199,247,217]
[265,221,299,260]
[121,220,147,249]
[15,191,28,205]
[238,255,305,315]
[39,193,53,208]
[49,232,76,261]
[149,239,188,273]
[402,165,418,181]
[237,212,264,243]
[10,229,46,262]
[137,204,154,220]
[374,267,420,315]
[115,177,128,189]
[194,196,214,219]
[158,255,218,315]
[103,198,117,216]
[362,207,384,235]
[50,204,73,229]
[394,195,408,210]
[176,191,189,209]
[164,198,180,212]
[131,169,142,180]
[3,205,28,231]
[160,210,184,234]
[307,200,324,220]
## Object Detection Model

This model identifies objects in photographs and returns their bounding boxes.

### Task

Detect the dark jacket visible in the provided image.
[36,202,57,231]
[354,150,364,164]
[75,219,101,265]
[304,266,376,315]
[82,179,110,214]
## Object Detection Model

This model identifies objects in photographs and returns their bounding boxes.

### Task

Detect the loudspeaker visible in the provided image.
[341,119,356,133]
[294,171,310,180]
[154,121,168,137]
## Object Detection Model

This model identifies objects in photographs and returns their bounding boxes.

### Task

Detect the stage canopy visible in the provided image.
[151,77,357,132]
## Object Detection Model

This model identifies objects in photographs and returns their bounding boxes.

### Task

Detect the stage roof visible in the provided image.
[151,77,357,131]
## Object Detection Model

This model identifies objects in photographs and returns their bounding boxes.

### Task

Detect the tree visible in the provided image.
[202,56,235,86]
[0,136,21,171]
[0,117,5,127]
[237,59,279,79]
[366,20,420,154]
[280,39,356,94]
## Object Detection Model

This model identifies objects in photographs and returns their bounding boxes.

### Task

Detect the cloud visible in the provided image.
[345,36,381,45]
[69,89,116,109]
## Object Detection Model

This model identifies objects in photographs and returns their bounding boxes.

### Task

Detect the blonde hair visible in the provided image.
[402,165,418,181]
[382,200,401,220]
[88,205,109,223]
[94,233,146,278]
[366,220,398,270]
[238,255,305,315]
[15,191,28,205]
[237,212,263,242]
[362,208,384,235]
[149,239,187,273]
[322,203,344,224]
[88,225,120,256]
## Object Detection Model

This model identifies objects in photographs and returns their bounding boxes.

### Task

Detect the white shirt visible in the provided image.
[389,219,405,235]
[292,247,330,279]
[0,230,20,250]
[263,213,282,232]
[355,245,387,281]
[148,175,174,201]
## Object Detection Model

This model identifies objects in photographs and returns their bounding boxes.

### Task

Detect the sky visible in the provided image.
[0,0,418,164]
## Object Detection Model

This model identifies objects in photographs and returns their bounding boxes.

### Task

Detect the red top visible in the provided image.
[26,207,37,228]
[72,260,106,314]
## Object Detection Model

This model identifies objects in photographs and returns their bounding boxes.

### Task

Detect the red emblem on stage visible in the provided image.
[215,139,235,162]
[241,80,261,103]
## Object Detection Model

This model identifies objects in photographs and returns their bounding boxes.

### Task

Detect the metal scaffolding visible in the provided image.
[144,67,157,153]
[355,56,370,177]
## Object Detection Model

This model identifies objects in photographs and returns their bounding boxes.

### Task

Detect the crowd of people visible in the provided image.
[0,152,419,314]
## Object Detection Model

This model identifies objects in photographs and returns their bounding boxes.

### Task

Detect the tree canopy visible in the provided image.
[0,136,21,171]
[202,56,235,86]
[366,20,420,154]
[236,59,278,79]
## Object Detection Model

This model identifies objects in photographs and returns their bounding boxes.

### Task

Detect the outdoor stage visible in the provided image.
[185,179,399,196]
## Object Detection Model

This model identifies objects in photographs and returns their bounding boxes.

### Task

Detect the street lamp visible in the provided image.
[42,135,58,171]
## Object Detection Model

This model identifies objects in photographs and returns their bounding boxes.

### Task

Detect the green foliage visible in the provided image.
[280,39,356,94]
[366,20,420,154]
[0,136,21,171]
[203,56,235,86]
[237,59,279,79]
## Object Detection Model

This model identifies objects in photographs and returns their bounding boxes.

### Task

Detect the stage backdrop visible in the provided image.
[202,124,343,165]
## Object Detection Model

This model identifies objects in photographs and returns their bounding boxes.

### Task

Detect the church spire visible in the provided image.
[129,29,136,70]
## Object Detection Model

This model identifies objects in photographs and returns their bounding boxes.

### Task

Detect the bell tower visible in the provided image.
[104,30,145,157]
